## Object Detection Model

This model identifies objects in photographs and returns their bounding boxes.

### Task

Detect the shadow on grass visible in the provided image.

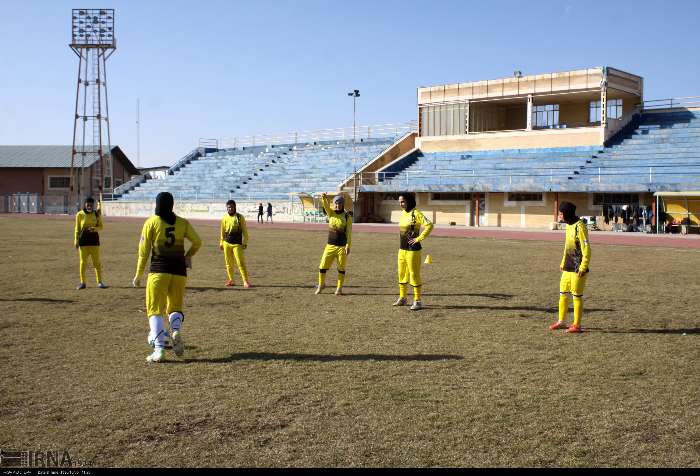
[189,284,319,291]
[0,297,75,303]
[188,286,245,292]
[254,284,393,290]
[430,304,614,314]
[174,352,464,364]
[343,292,514,299]
[245,284,314,289]
[585,327,699,335]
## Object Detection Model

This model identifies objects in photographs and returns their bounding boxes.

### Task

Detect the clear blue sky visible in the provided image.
[1,0,698,167]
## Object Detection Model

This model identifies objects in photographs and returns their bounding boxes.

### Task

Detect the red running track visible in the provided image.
[3,213,700,249]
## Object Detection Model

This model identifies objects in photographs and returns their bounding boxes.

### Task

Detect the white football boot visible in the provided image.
[409,300,423,311]
[392,297,408,306]
[146,348,166,363]
[171,331,184,357]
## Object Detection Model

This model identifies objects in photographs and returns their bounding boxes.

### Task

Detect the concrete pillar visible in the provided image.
[601,82,607,127]
[465,100,470,134]
[526,95,533,130]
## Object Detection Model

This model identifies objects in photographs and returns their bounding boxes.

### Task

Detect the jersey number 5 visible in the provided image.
[165,227,176,247]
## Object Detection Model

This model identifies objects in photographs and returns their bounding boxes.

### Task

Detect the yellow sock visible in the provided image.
[413,285,421,301]
[337,271,345,289]
[318,270,327,287]
[558,294,570,322]
[573,296,583,326]
[399,283,407,298]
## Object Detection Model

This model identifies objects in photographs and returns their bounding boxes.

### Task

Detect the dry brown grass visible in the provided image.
[0,215,698,468]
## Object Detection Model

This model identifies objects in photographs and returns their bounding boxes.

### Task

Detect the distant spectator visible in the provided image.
[258,203,264,224]
[266,203,273,223]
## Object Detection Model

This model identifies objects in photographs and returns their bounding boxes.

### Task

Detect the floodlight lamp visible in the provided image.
[71,8,115,47]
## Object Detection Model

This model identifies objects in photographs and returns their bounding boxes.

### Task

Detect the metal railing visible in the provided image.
[121,190,311,202]
[112,175,146,196]
[641,96,700,110]
[342,169,576,188]
[342,165,700,190]
[168,149,202,175]
[216,121,417,149]
[588,165,700,184]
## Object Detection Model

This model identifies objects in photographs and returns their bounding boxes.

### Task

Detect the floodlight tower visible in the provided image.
[69,9,116,211]
[347,89,360,208]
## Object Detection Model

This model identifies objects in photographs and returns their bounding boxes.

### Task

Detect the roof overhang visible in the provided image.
[654,191,700,197]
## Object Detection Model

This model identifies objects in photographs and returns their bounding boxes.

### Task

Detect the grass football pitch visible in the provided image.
[0,215,698,467]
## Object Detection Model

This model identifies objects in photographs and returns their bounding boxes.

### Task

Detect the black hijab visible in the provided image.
[226,199,237,216]
[400,193,416,212]
[155,192,176,225]
[559,201,578,225]
[83,197,95,214]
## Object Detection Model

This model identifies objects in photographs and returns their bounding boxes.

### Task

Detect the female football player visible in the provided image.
[133,192,202,362]
[219,199,251,288]
[393,193,433,310]
[74,197,106,290]
[315,193,352,296]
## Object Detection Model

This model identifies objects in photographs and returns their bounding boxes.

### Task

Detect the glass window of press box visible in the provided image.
[420,103,467,136]
[589,99,623,123]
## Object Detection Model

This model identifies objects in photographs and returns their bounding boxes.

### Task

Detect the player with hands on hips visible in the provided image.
[219,199,251,288]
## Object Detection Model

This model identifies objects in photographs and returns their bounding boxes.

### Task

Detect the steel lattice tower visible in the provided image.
[69,9,116,211]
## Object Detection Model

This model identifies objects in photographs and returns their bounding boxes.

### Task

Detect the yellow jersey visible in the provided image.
[74,209,103,247]
[561,219,591,273]
[136,215,202,277]
[321,195,352,247]
[219,213,249,246]
[399,208,433,251]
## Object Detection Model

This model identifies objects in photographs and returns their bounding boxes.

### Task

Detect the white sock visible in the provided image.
[169,312,184,333]
[148,316,167,349]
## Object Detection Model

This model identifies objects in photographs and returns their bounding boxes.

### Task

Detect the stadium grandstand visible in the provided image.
[18,66,699,233]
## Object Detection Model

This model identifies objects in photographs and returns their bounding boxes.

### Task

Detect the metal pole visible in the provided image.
[136,98,140,168]
[353,94,357,207]
[70,50,83,211]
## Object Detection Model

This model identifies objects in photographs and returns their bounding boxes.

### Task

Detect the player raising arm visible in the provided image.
[133,192,202,362]
[315,193,352,296]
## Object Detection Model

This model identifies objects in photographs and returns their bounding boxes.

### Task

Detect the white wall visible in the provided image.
[103,199,305,222]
